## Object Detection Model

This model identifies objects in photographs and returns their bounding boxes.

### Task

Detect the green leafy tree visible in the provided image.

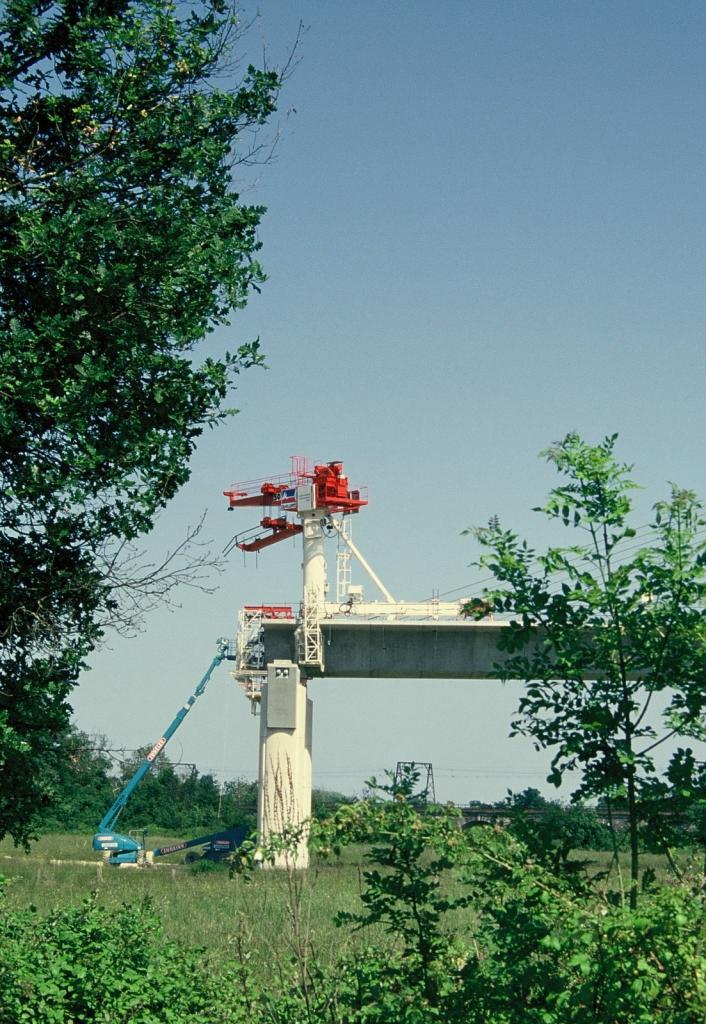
[311,786,353,820]
[38,726,113,831]
[467,433,706,906]
[115,747,182,831]
[0,0,281,844]
[108,749,209,833]
[499,788,611,873]
[313,767,473,1009]
[179,769,222,830]
[93,748,259,835]
[220,776,258,831]
[632,748,706,872]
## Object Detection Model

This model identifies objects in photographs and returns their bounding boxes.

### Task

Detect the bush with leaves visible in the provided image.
[498,788,612,873]
[0,882,260,1024]
[460,829,706,1023]
[306,772,706,1023]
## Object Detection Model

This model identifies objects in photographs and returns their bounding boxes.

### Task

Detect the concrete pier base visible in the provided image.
[257,661,312,867]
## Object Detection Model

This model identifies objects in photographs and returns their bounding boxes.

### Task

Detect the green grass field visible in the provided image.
[0,832,386,970]
[1,832,700,977]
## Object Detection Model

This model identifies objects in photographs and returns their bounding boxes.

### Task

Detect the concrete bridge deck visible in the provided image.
[262,617,517,679]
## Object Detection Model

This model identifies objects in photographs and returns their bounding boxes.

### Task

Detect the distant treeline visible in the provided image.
[464,787,706,868]
[41,733,706,860]
[39,727,351,835]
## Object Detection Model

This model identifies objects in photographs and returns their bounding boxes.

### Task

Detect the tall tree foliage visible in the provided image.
[39,727,114,830]
[468,433,706,906]
[112,748,255,834]
[0,0,280,844]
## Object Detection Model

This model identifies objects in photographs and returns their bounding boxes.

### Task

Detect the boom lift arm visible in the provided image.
[92,639,230,865]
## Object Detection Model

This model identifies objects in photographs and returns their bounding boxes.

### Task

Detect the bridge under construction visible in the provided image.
[224,458,523,866]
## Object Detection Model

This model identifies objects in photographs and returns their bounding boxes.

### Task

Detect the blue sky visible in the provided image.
[72,1,706,804]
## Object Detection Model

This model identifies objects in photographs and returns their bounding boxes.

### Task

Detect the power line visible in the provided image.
[425,521,660,600]
[424,522,706,603]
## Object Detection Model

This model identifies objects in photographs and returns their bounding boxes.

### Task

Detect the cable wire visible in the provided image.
[423,522,706,603]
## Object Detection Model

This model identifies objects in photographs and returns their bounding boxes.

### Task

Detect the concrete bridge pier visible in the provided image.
[257,660,312,867]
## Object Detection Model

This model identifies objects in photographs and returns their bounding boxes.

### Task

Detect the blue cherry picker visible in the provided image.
[92,639,247,866]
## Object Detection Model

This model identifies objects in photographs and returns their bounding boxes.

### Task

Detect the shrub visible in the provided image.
[0,884,252,1023]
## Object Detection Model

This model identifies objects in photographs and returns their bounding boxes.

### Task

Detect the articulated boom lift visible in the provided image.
[92,640,246,866]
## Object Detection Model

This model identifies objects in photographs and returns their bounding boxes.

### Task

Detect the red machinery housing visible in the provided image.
[224,459,367,553]
[310,461,366,513]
